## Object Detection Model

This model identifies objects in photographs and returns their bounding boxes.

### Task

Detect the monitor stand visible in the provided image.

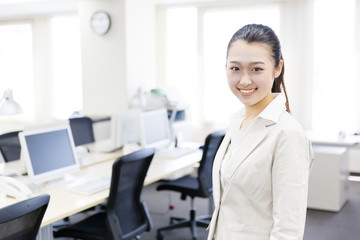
[42,174,75,189]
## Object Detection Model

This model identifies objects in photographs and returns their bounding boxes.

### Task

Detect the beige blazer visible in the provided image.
[207,95,314,240]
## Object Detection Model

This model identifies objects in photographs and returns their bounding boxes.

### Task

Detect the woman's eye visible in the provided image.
[230,66,240,71]
[252,67,263,72]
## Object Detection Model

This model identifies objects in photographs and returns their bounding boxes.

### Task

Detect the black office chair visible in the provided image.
[0,194,50,240]
[69,116,95,146]
[156,130,225,240]
[53,148,155,240]
[0,131,22,162]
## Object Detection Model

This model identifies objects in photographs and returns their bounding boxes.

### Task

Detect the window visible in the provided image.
[0,15,82,121]
[312,0,356,132]
[50,15,82,119]
[0,22,35,119]
[162,7,198,123]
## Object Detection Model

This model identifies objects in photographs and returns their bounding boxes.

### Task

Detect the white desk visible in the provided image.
[305,131,355,212]
[0,141,202,227]
[306,130,360,148]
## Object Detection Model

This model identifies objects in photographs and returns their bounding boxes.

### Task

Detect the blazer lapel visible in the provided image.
[212,132,231,206]
[226,118,270,185]
[207,132,231,240]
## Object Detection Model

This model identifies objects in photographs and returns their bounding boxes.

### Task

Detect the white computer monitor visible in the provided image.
[106,109,141,151]
[139,108,172,149]
[19,124,80,184]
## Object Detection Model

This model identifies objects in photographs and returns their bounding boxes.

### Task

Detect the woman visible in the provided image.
[207,24,314,240]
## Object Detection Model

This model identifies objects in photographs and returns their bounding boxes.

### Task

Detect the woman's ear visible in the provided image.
[275,60,283,78]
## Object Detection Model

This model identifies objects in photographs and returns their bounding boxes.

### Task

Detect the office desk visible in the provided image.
[306,130,360,148]
[0,141,202,228]
[305,131,356,212]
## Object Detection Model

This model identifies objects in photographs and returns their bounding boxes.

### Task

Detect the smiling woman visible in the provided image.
[206,24,314,240]
[226,40,284,120]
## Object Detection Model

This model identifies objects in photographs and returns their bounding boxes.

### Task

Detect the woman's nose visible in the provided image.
[239,73,251,86]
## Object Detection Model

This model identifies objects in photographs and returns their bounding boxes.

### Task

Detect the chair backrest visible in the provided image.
[69,117,95,146]
[0,194,50,240]
[0,131,22,162]
[106,148,155,240]
[197,130,226,198]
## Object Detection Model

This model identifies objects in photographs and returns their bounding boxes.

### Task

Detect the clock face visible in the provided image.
[91,11,111,35]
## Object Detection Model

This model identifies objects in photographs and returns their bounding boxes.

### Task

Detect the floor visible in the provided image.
[53,180,360,240]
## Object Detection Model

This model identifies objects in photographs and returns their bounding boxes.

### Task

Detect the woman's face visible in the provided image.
[226,40,282,108]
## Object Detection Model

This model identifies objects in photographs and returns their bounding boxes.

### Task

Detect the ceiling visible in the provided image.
[0,0,78,20]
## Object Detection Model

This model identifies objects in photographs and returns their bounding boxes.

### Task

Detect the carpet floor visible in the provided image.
[55,180,360,240]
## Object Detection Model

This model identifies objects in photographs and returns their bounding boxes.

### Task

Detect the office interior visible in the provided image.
[1,0,360,239]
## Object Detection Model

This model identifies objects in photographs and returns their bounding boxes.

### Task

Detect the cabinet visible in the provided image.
[307,146,348,212]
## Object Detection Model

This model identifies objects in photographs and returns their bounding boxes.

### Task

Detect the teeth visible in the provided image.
[240,89,255,93]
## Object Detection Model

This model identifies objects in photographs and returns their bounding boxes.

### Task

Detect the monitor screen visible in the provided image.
[110,109,141,149]
[139,108,172,149]
[19,124,80,184]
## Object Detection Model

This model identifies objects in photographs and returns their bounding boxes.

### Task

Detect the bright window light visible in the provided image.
[0,23,35,119]
[165,7,198,123]
[50,15,82,120]
[312,0,356,133]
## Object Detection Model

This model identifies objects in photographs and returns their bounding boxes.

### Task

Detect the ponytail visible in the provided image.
[272,55,290,113]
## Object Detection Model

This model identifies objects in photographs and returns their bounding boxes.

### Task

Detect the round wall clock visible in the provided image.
[90,11,111,35]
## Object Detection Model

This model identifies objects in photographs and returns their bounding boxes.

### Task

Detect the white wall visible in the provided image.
[78,0,128,115]
[124,0,156,98]
[78,0,156,116]
[280,0,313,129]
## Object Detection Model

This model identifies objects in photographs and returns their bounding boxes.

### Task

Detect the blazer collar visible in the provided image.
[258,93,286,124]
[229,93,286,129]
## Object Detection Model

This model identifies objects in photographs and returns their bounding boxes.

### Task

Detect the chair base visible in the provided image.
[156,210,211,240]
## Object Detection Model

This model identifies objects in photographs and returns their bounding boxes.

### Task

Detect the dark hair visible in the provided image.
[227,24,290,113]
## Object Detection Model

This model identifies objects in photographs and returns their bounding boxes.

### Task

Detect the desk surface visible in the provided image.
[306,130,360,148]
[0,140,202,227]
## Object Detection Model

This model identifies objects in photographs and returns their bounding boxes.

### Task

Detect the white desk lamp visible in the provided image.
[0,89,23,115]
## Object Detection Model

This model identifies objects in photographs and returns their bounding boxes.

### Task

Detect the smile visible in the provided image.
[240,88,256,93]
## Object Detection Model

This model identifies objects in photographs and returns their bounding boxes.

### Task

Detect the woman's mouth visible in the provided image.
[239,88,256,95]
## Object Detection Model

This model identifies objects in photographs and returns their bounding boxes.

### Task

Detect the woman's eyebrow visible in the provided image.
[250,61,265,65]
[228,60,266,65]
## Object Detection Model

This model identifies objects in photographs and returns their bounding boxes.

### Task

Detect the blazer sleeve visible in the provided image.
[270,129,313,240]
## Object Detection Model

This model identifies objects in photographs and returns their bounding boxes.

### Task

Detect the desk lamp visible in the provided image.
[0,89,23,115]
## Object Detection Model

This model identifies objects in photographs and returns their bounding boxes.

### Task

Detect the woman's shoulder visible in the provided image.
[276,111,307,136]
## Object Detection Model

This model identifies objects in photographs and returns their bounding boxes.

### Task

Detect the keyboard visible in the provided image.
[157,147,199,159]
[68,176,111,195]
[96,145,123,153]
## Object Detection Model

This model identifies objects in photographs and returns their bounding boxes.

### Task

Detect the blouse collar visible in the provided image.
[229,93,287,127]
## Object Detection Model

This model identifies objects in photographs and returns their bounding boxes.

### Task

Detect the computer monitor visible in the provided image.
[139,108,172,149]
[19,124,80,184]
[106,109,141,151]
